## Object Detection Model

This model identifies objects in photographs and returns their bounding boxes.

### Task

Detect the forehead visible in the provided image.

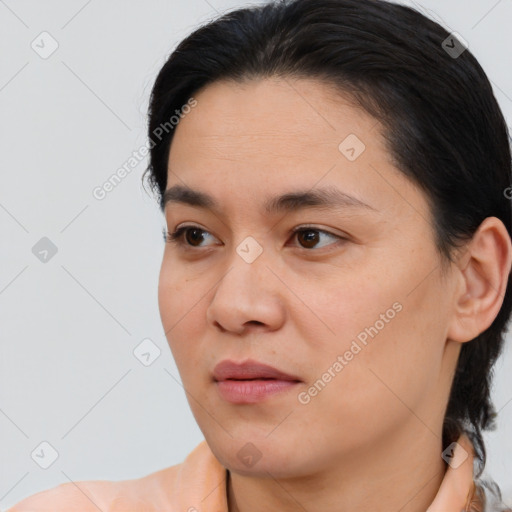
[170,77,375,157]
[168,78,381,183]
[165,77,429,224]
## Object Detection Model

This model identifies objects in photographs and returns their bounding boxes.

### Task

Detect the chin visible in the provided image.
[206,434,311,478]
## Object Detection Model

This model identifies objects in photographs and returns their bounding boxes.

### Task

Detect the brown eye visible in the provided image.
[291,227,344,250]
[165,225,345,252]
[296,229,320,249]
[184,227,207,246]
[165,226,217,248]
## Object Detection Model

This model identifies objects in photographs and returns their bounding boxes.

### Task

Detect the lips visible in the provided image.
[212,358,301,382]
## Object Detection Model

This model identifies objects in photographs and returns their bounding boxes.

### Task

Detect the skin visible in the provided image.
[158,77,512,512]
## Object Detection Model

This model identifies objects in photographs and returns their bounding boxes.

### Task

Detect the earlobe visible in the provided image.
[446,216,512,344]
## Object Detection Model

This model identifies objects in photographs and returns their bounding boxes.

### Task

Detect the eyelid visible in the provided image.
[290,223,347,238]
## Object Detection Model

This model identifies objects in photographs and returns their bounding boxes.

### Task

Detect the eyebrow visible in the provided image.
[162,184,378,215]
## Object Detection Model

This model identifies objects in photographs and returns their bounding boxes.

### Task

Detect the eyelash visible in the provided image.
[163,225,346,252]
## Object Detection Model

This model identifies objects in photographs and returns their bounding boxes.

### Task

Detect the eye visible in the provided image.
[289,225,346,250]
[164,225,218,248]
[163,224,346,251]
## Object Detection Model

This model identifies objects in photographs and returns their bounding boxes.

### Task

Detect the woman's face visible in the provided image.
[158,77,460,477]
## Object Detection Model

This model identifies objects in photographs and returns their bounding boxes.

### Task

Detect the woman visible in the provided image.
[8,0,512,510]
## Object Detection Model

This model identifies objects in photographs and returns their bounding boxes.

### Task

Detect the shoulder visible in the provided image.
[6,465,182,512]
[6,441,215,511]
[6,480,115,511]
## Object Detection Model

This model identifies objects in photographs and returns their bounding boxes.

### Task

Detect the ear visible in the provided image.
[447,216,512,344]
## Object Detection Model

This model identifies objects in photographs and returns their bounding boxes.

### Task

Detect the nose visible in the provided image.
[205,250,286,336]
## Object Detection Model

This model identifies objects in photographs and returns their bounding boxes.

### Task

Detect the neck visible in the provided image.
[226,426,447,512]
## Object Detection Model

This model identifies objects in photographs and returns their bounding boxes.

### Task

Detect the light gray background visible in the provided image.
[1,0,511,509]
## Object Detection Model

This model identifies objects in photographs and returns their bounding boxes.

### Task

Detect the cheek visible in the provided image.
[307,251,445,409]
[300,301,442,451]
[304,266,397,355]
[157,263,178,328]
[157,260,208,372]
[157,257,194,324]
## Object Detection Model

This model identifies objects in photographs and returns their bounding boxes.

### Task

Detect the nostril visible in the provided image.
[214,321,227,333]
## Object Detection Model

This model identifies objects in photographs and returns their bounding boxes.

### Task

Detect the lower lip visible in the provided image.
[215,379,300,403]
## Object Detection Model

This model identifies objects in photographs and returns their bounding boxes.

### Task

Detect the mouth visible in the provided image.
[212,359,302,404]
[225,377,284,380]
[212,358,302,382]
[214,378,300,403]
